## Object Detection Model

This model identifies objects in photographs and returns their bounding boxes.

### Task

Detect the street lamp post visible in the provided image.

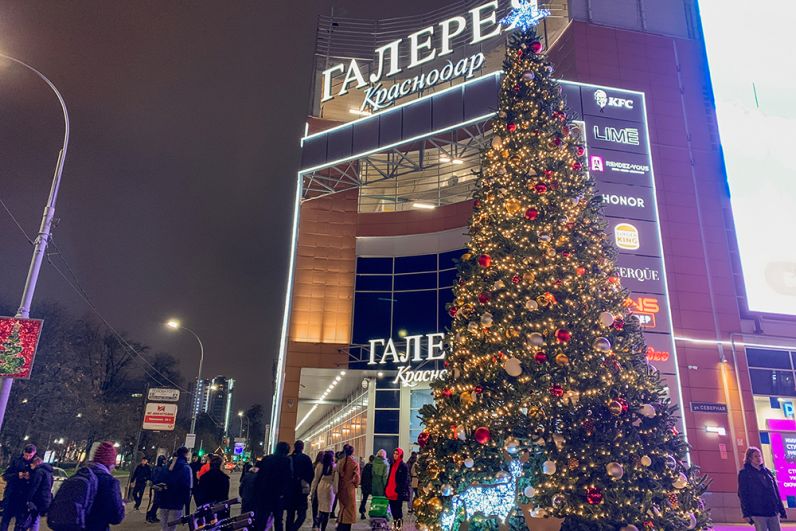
[238,411,244,439]
[166,320,204,436]
[0,53,70,431]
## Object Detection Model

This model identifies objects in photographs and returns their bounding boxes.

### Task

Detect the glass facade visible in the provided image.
[305,388,369,459]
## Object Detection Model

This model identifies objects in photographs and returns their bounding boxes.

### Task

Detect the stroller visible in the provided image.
[368,496,391,531]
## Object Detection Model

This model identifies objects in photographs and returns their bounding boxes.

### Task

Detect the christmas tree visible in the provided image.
[413,6,710,531]
[0,322,26,375]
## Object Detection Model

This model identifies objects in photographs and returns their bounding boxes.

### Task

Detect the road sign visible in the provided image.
[185,433,196,449]
[148,388,180,402]
[142,402,177,431]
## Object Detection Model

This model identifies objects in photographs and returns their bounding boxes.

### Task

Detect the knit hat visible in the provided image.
[92,442,117,467]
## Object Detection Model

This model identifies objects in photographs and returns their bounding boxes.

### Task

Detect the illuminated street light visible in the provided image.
[165,319,205,437]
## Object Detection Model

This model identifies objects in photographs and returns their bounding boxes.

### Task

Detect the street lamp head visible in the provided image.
[238,411,244,417]
[166,319,181,330]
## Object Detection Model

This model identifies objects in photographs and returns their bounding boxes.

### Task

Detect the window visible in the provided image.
[409,389,434,448]
[747,348,792,370]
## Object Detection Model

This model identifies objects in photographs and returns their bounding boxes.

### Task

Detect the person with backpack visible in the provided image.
[48,441,125,531]
[146,455,168,524]
[130,457,151,511]
[159,447,192,531]
[17,456,52,531]
[196,455,229,507]
[1,443,37,531]
[286,440,313,531]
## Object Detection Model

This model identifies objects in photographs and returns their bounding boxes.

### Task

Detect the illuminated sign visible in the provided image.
[627,296,672,334]
[588,150,652,186]
[700,0,796,315]
[368,333,448,387]
[593,89,634,110]
[769,432,796,497]
[614,223,640,250]
[593,126,640,146]
[615,255,666,295]
[321,0,547,112]
[587,116,648,155]
[597,182,657,222]
[606,219,662,257]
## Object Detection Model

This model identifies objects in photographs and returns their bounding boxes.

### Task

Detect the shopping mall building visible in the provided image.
[270,0,796,521]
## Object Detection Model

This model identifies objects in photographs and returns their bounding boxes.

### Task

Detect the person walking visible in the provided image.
[0,443,37,531]
[371,450,389,498]
[310,452,323,531]
[159,447,192,531]
[359,456,374,519]
[85,441,126,531]
[335,444,359,531]
[253,442,293,531]
[189,454,202,511]
[131,457,152,511]
[196,455,230,506]
[286,440,314,531]
[406,452,418,514]
[16,456,52,531]
[385,448,409,530]
[310,451,338,531]
[146,455,168,523]
[739,446,787,531]
[239,462,260,515]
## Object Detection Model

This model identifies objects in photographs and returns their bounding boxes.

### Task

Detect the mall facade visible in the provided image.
[271,0,796,522]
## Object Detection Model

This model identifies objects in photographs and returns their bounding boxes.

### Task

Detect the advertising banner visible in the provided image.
[596,181,658,222]
[143,402,178,431]
[581,85,644,123]
[769,431,796,499]
[0,317,44,380]
[606,218,663,258]
[587,149,653,187]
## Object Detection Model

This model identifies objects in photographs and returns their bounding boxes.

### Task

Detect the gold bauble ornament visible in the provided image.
[460,391,475,406]
[413,497,424,509]
[461,252,473,261]
[554,351,569,366]
[522,271,536,283]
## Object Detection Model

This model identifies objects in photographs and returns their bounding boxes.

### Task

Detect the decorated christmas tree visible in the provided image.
[0,322,26,375]
[413,5,710,531]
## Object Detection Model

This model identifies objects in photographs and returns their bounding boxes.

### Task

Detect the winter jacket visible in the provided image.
[336,456,360,525]
[239,468,259,513]
[738,463,786,518]
[26,463,53,515]
[310,463,338,513]
[371,457,389,497]
[1,455,33,509]
[197,468,230,506]
[360,463,373,495]
[151,462,169,485]
[132,463,152,486]
[385,459,409,502]
[85,463,125,531]
[161,457,192,510]
[254,454,293,511]
[287,451,314,509]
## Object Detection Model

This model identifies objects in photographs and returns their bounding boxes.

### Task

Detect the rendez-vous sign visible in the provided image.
[368,333,448,387]
[321,0,527,112]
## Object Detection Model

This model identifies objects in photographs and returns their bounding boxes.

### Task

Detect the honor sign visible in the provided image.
[321,0,548,112]
[368,333,448,387]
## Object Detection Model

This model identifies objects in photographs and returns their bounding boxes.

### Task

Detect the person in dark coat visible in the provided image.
[738,446,787,530]
[159,447,193,531]
[85,442,126,531]
[254,441,293,531]
[131,457,152,511]
[239,464,259,514]
[196,455,230,506]
[286,440,314,531]
[385,448,410,528]
[359,456,374,519]
[0,443,37,531]
[146,455,168,523]
[189,454,202,513]
[18,456,52,531]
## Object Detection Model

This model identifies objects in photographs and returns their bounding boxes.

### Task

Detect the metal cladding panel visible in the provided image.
[463,74,499,120]
[432,86,464,131]
[326,124,353,162]
[379,108,403,147]
[352,116,381,155]
[301,134,327,169]
[402,96,433,140]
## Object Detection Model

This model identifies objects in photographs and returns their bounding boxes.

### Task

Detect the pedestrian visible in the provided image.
[371,449,389,498]
[159,447,192,531]
[253,441,293,531]
[406,452,418,514]
[196,455,210,480]
[239,462,259,515]
[335,444,360,531]
[310,452,323,531]
[359,456,374,519]
[146,455,168,523]
[196,455,230,506]
[310,451,337,531]
[17,456,52,531]
[286,440,314,531]
[189,454,202,511]
[85,441,126,531]
[0,443,37,531]
[131,457,152,511]
[385,448,409,530]
[738,446,787,531]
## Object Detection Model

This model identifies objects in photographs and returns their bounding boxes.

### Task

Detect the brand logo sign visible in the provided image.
[587,150,652,186]
[593,126,640,146]
[597,181,657,221]
[143,402,178,431]
[614,223,640,250]
[643,332,677,374]
[606,219,661,257]
[368,333,448,387]
[320,0,538,112]
[626,296,671,333]
[614,254,666,295]
[583,89,643,122]
[594,89,634,110]
[587,117,648,155]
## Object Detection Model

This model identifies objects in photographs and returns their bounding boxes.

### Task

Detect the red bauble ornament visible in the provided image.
[586,487,603,505]
[478,292,490,304]
[534,351,548,364]
[512,275,521,284]
[550,384,564,398]
[474,427,491,444]
[534,182,548,194]
[417,431,430,448]
[612,318,625,331]
[524,208,539,221]
[561,251,571,258]
[507,123,517,133]
[530,41,543,54]
[555,329,572,343]
[517,49,524,58]
[576,267,586,276]
[607,276,619,284]
[552,137,562,146]
[478,254,492,267]
[474,385,484,394]
[449,306,458,317]
[513,84,521,93]
[572,161,583,171]
[617,397,629,412]
[442,388,453,398]
[576,145,585,156]
[543,169,554,178]
[473,199,482,209]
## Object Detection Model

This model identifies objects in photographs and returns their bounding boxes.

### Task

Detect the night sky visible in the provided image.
[0,1,431,415]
